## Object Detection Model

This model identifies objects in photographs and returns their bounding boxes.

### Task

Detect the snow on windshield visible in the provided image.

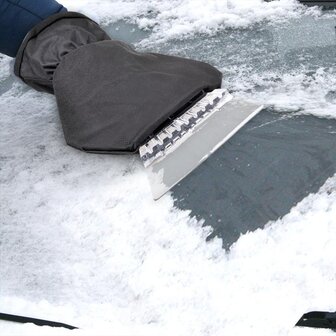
[1,1,335,335]
[63,0,317,38]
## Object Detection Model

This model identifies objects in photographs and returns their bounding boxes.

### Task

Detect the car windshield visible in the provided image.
[103,8,336,247]
[1,1,335,335]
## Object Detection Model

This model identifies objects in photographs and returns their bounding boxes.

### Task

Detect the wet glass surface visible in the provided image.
[173,110,336,248]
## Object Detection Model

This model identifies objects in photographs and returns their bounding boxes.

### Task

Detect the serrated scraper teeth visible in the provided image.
[140,89,232,166]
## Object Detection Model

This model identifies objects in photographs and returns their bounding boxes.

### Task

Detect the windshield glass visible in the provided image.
[1,1,335,335]
[104,10,336,247]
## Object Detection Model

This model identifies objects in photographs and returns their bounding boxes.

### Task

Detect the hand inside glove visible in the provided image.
[15,12,222,153]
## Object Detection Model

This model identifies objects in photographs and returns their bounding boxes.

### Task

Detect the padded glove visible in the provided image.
[15,12,222,153]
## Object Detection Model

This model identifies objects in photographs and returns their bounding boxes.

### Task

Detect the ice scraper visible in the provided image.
[140,89,263,199]
[14,12,263,199]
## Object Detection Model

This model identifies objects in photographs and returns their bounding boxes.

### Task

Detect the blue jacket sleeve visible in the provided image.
[0,0,67,57]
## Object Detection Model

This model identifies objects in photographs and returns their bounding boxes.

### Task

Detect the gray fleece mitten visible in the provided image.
[15,12,222,153]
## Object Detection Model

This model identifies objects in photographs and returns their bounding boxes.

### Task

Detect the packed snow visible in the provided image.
[230,67,336,119]
[62,0,320,41]
[1,1,335,335]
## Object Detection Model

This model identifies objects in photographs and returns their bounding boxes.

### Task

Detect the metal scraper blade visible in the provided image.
[140,92,263,200]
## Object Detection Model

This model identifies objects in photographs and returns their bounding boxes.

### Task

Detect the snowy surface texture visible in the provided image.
[63,0,318,40]
[1,1,336,335]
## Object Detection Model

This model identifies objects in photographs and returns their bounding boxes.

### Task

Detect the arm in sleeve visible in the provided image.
[0,0,67,57]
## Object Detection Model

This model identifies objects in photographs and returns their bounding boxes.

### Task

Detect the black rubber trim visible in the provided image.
[14,11,100,83]
[296,311,336,331]
[299,0,336,8]
[0,312,78,330]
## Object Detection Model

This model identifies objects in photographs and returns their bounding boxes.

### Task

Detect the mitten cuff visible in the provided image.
[14,12,110,94]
